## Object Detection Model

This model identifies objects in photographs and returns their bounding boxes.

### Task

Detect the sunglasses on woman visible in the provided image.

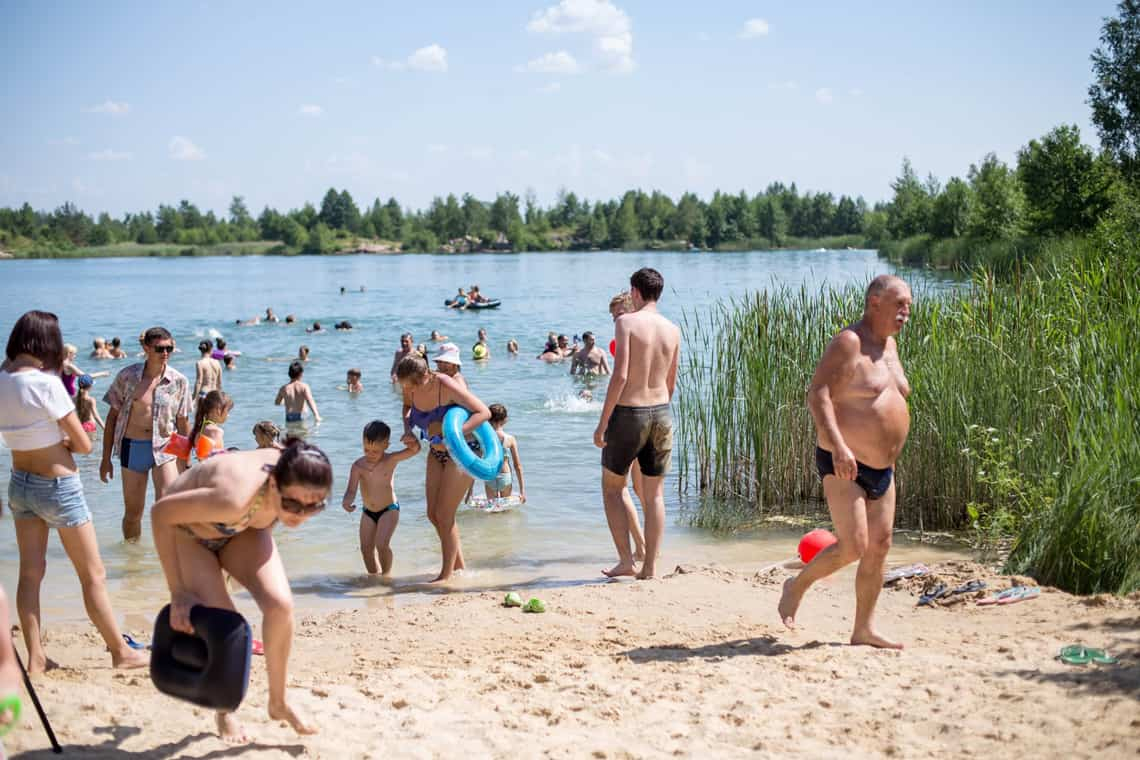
[280,496,327,515]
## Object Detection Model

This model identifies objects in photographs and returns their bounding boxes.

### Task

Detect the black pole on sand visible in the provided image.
[12,644,63,754]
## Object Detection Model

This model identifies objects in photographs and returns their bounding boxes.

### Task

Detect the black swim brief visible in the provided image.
[602,404,673,478]
[362,503,399,523]
[815,447,894,500]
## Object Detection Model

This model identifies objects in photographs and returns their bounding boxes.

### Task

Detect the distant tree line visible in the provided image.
[0,182,874,255]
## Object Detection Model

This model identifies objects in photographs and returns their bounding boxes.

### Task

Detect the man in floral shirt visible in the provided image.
[100,326,191,541]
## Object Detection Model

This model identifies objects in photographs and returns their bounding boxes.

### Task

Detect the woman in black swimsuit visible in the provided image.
[151,441,331,744]
[397,353,491,583]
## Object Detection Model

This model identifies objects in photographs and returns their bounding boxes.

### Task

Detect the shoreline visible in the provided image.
[4,559,1137,758]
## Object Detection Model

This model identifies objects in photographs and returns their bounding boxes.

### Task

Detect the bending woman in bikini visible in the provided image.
[397,353,491,583]
[151,441,332,743]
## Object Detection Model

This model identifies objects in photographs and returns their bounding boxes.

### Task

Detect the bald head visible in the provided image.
[865,275,908,310]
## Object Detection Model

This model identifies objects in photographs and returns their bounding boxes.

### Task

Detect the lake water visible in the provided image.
[0,250,966,620]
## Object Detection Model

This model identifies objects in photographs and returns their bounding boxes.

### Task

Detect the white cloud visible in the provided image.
[516,51,580,74]
[739,18,770,39]
[538,82,562,94]
[371,55,403,71]
[815,88,833,104]
[468,146,494,161]
[849,87,864,97]
[527,0,634,74]
[513,149,533,161]
[768,80,798,90]
[408,44,448,72]
[427,143,449,154]
[592,148,613,163]
[299,104,323,117]
[84,99,130,116]
[88,149,132,161]
[169,136,206,161]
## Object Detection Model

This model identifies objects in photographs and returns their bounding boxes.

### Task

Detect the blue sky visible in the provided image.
[0,0,1119,216]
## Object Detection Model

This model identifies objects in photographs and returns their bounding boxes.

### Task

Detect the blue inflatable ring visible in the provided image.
[442,407,503,481]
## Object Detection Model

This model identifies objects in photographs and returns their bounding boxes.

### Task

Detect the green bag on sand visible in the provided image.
[0,693,22,738]
[523,598,546,613]
[503,592,523,608]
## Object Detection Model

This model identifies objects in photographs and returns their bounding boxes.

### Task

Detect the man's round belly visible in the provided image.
[832,393,910,468]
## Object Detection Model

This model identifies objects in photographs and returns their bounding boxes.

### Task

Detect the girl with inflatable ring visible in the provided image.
[397,353,491,583]
[151,442,331,744]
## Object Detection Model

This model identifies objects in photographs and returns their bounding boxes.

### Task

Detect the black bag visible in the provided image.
[150,604,252,711]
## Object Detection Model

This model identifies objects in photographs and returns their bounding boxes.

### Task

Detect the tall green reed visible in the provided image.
[677,227,1139,592]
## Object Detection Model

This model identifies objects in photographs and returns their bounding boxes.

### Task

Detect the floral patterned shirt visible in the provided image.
[103,363,191,466]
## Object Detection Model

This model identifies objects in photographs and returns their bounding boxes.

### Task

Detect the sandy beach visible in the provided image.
[2,559,1136,759]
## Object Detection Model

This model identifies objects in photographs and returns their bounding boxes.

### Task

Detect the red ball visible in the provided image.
[798,528,837,564]
[609,338,616,356]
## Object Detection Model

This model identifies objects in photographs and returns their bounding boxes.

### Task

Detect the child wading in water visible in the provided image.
[252,420,283,449]
[486,404,526,501]
[75,375,104,434]
[341,420,421,575]
[190,390,232,461]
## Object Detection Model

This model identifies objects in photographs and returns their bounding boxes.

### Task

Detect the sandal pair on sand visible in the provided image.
[917,580,987,606]
[976,586,1040,606]
[1057,645,1119,665]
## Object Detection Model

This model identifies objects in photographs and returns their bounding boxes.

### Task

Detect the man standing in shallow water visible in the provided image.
[778,274,913,649]
[594,268,680,580]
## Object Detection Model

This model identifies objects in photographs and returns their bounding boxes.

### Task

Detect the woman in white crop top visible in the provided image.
[0,310,147,674]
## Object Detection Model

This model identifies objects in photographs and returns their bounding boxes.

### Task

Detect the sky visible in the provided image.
[0,0,1121,216]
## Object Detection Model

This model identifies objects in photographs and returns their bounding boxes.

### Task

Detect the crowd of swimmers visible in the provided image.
[0,266,916,745]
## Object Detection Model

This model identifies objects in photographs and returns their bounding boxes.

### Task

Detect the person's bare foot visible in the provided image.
[112,647,149,669]
[429,573,453,584]
[633,547,646,563]
[777,577,802,629]
[269,701,318,735]
[635,566,656,580]
[121,519,143,543]
[27,654,58,675]
[851,629,904,650]
[602,562,636,578]
[216,712,250,745]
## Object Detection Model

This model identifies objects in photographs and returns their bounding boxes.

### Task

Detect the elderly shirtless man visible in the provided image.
[594,268,680,580]
[779,274,913,649]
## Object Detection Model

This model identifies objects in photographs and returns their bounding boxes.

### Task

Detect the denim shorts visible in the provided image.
[7,470,91,528]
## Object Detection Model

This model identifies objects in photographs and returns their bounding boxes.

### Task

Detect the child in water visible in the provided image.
[252,420,282,449]
[341,420,421,575]
[190,390,233,460]
[74,375,104,434]
[486,404,526,502]
[345,368,363,393]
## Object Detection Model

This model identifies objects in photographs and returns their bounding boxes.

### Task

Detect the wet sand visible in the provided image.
[4,560,1137,759]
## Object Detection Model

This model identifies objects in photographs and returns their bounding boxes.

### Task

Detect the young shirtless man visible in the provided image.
[275,360,321,426]
[778,274,912,649]
[341,420,421,574]
[594,268,680,579]
[570,332,611,375]
[100,326,192,541]
[194,340,223,399]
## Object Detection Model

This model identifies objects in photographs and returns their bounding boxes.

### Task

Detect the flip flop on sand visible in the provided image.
[884,563,931,585]
[522,598,546,613]
[122,633,150,650]
[503,592,523,608]
[1058,645,1119,666]
[252,638,264,656]
[917,584,948,606]
[977,586,1039,606]
[998,586,1040,605]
